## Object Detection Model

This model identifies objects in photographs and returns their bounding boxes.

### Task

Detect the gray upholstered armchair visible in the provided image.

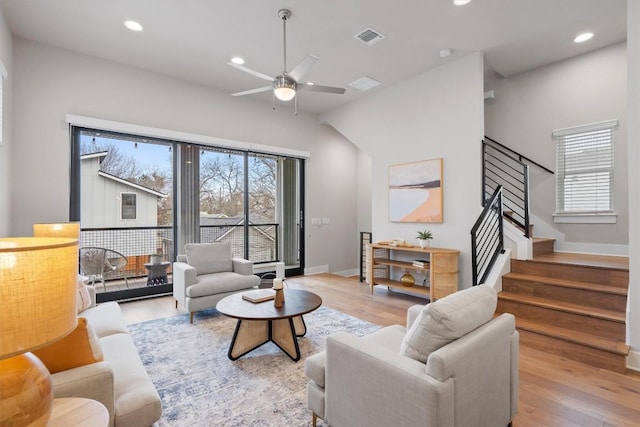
[173,242,261,323]
[305,285,519,427]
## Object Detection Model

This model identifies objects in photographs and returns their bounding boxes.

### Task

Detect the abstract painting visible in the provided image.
[388,158,443,223]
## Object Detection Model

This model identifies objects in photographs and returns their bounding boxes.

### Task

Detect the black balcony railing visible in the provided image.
[80,224,279,282]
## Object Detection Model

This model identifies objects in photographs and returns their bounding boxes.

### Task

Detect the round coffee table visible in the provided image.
[216,289,322,361]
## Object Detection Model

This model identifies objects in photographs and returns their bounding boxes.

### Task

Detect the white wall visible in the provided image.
[357,149,372,235]
[0,7,12,235]
[485,43,628,247]
[626,1,640,367]
[9,38,359,274]
[321,52,485,287]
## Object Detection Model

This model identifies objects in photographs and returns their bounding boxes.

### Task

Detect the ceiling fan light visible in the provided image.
[273,75,297,101]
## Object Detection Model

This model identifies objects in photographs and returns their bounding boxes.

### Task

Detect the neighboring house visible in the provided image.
[80,151,166,229]
[80,152,168,259]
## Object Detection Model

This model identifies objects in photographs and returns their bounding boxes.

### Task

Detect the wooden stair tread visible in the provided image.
[504,272,628,296]
[532,237,555,243]
[498,291,626,323]
[511,317,630,356]
[532,252,629,271]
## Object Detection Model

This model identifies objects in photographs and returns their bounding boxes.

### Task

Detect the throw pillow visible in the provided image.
[33,317,104,374]
[186,242,233,275]
[399,285,497,363]
[77,276,92,313]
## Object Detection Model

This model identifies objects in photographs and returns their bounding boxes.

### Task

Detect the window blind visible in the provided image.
[553,120,617,214]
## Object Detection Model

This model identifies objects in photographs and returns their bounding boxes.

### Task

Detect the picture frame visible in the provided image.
[388,158,443,223]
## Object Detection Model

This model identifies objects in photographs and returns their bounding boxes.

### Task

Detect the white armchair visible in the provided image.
[173,242,261,323]
[305,285,519,427]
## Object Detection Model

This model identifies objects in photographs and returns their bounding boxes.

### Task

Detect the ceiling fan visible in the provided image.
[228,9,346,113]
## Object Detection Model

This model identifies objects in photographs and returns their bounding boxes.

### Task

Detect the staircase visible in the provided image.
[497,238,630,373]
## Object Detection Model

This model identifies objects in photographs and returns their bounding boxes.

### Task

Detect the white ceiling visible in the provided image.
[0,0,627,114]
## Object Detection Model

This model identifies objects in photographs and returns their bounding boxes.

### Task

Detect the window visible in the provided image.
[121,193,137,219]
[553,120,617,221]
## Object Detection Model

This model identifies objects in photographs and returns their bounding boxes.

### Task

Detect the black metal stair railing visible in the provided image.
[471,185,504,286]
[483,137,531,237]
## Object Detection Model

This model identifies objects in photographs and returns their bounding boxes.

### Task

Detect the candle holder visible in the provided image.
[273,278,285,308]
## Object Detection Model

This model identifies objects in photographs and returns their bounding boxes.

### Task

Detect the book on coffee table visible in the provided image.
[242,289,276,303]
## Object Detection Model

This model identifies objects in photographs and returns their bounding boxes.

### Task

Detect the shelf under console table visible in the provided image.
[365,243,459,301]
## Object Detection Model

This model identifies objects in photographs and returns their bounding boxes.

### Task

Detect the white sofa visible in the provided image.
[51,286,162,427]
[305,285,519,427]
[173,242,261,323]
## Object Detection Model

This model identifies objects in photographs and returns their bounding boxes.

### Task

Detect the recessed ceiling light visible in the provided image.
[230,57,245,65]
[574,32,594,43]
[306,82,315,86]
[439,48,453,58]
[124,20,143,32]
[453,0,472,5]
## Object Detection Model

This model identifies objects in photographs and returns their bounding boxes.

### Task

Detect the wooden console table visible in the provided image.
[366,243,459,301]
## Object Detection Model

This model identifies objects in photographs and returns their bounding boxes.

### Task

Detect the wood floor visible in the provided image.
[119,273,640,427]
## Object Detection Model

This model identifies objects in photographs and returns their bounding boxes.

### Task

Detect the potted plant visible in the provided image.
[416,230,433,248]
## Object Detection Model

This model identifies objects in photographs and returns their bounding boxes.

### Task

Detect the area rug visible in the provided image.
[128,306,381,426]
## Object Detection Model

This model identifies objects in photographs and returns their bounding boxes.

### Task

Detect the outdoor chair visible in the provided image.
[79,246,130,292]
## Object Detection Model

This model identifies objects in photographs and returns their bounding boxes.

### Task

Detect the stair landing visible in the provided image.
[531,251,629,270]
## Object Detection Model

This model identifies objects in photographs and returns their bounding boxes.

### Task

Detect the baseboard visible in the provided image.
[627,349,640,372]
[332,268,359,277]
[304,265,329,275]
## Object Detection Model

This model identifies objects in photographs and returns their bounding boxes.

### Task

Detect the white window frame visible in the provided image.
[552,119,618,224]
[121,192,137,220]
[0,60,7,146]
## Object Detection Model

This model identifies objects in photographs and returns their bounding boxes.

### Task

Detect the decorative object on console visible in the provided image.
[400,271,416,287]
[416,229,433,248]
[0,236,79,427]
[389,158,443,223]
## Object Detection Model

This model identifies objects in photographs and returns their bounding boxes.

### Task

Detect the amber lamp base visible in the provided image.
[0,352,53,427]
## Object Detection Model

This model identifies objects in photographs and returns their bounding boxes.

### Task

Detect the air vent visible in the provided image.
[349,76,381,91]
[355,27,385,46]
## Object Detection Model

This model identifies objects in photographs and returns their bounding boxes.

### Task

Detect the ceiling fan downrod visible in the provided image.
[278,9,291,75]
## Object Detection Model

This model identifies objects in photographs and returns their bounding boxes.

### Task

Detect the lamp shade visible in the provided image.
[33,222,80,239]
[0,237,79,359]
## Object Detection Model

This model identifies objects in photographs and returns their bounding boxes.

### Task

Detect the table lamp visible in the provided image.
[0,237,79,426]
[33,222,80,239]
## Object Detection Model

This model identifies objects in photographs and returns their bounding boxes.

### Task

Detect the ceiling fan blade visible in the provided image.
[227,62,274,82]
[299,83,346,95]
[288,54,318,81]
[231,86,272,97]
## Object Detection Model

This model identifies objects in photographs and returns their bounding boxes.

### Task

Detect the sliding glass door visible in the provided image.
[71,127,174,301]
[71,126,305,302]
